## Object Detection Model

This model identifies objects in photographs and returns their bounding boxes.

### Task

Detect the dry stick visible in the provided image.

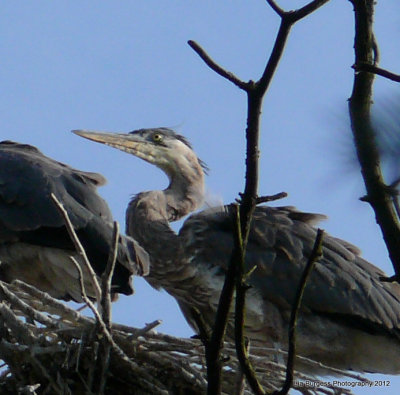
[70,257,166,393]
[50,193,102,302]
[266,0,285,17]
[233,205,265,395]
[12,280,93,327]
[236,191,287,205]
[0,302,37,345]
[255,192,288,205]
[187,41,249,90]
[237,2,331,395]
[0,281,56,328]
[50,195,166,392]
[126,319,162,340]
[100,221,119,328]
[1,277,347,393]
[70,258,114,344]
[275,229,324,395]
[98,221,119,394]
[189,1,331,394]
[348,0,400,280]
[353,62,400,83]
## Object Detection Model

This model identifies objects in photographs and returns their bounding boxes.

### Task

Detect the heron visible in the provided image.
[0,140,148,302]
[74,127,400,374]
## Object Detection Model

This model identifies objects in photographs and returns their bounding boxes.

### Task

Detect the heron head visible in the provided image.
[72,128,207,182]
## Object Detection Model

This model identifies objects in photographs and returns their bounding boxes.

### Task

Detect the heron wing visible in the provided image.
[0,141,143,286]
[180,205,400,335]
[0,141,110,233]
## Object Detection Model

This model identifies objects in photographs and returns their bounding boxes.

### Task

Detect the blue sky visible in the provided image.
[1,1,399,393]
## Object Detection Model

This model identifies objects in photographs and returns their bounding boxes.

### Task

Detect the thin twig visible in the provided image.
[289,0,331,22]
[256,192,288,204]
[0,281,56,328]
[97,221,120,394]
[205,244,237,395]
[71,257,111,337]
[70,258,160,387]
[267,0,330,21]
[234,205,265,395]
[236,191,287,205]
[275,229,324,395]
[51,193,102,301]
[354,62,400,83]
[126,320,163,341]
[12,280,93,327]
[100,221,119,328]
[187,40,250,91]
[266,0,285,17]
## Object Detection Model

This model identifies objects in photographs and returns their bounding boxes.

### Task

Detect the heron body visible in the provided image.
[74,127,400,374]
[0,141,148,302]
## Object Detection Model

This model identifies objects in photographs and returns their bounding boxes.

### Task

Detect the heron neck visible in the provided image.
[126,157,204,287]
[165,167,205,221]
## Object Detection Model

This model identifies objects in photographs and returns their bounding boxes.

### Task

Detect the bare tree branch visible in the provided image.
[276,229,324,395]
[266,0,285,17]
[236,191,288,205]
[187,40,250,91]
[234,205,265,395]
[348,0,400,279]
[189,1,332,394]
[256,192,288,205]
[290,0,331,22]
[205,242,237,394]
[353,62,400,83]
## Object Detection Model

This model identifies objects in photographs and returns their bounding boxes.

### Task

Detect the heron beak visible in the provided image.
[72,130,157,163]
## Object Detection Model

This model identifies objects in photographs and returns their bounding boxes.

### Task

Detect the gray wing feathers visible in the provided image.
[0,142,111,233]
[0,141,144,299]
[181,204,400,334]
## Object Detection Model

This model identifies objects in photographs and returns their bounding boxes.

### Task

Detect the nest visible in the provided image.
[0,280,371,395]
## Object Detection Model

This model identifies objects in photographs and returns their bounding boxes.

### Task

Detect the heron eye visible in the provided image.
[152,133,163,143]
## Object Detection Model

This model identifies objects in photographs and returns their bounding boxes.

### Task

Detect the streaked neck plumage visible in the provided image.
[125,151,205,287]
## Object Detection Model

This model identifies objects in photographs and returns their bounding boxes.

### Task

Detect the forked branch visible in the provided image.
[348,0,400,279]
[189,0,331,393]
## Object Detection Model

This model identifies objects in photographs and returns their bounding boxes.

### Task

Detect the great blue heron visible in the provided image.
[0,140,148,302]
[74,127,400,374]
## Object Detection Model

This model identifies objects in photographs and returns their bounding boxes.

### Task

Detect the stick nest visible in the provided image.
[0,280,367,395]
